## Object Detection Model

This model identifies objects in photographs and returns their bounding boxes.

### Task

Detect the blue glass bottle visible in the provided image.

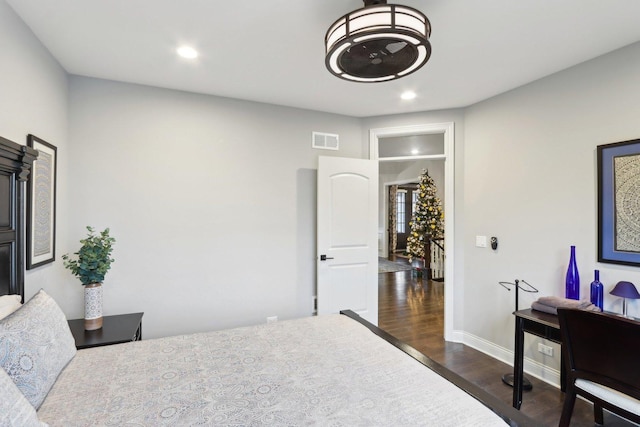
[590,269,604,310]
[565,246,580,300]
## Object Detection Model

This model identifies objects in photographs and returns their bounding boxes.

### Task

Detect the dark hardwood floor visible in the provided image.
[378,262,635,427]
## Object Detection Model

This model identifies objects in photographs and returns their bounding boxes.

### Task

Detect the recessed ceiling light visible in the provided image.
[177,46,198,59]
[411,149,419,155]
[401,91,417,100]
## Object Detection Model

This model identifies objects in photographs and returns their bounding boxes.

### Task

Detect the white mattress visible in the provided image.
[38,314,508,426]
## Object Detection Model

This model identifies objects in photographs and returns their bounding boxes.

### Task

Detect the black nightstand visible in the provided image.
[67,312,144,349]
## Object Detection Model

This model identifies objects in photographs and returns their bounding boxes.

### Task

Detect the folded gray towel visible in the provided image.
[537,296,593,309]
[531,296,602,315]
[531,301,558,315]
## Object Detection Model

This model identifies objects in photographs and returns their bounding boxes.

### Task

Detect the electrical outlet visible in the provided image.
[538,343,553,357]
[267,316,278,324]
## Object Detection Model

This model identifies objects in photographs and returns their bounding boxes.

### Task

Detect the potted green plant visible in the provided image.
[62,226,115,330]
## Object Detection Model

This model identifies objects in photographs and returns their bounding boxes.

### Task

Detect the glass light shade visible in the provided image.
[325,3,431,82]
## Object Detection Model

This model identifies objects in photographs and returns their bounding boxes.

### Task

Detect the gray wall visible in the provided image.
[66,76,365,338]
[0,1,70,305]
[460,41,640,373]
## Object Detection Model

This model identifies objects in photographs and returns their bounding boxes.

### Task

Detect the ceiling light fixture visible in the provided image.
[325,0,431,83]
[401,91,417,100]
[177,46,199,59]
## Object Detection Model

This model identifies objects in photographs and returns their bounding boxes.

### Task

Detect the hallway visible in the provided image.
[378,266,634,426]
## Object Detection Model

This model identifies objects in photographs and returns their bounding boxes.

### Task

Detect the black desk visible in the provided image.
[512,308,564,409]
[68,312,143,349]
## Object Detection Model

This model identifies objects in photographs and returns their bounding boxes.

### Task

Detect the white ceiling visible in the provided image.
[7,0,640,117]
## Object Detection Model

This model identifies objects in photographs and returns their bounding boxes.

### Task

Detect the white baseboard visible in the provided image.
[455,330,561,388]
[446,329,464,343]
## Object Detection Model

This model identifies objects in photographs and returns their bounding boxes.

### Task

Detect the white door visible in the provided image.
[317,156,378,324]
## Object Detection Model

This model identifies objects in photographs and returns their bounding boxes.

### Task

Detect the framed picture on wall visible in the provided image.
[26,134,57,269]
[597,138,640,267]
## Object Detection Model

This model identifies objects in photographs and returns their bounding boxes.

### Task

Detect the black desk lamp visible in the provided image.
[499,279,539,390]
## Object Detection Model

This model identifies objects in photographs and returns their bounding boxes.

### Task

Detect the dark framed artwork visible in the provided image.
[597,138,640,267]
[26,134,57,269]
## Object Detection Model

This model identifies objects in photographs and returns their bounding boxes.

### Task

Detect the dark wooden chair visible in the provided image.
[557,308,640,426]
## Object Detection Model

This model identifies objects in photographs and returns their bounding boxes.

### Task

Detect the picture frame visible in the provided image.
[26,134,57,269]
[597,138,640,267]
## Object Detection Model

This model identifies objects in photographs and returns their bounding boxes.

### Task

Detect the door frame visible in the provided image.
[370,122,456,341]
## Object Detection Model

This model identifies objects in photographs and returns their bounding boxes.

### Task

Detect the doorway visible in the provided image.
[370,122,455,342]
[382,159,445,258]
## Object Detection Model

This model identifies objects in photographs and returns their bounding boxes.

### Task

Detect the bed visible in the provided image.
[0,136,536,426]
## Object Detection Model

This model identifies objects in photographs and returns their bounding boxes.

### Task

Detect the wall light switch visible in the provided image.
[475,236,487,248]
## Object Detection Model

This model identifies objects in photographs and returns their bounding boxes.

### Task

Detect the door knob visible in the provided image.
[320,254,334,261]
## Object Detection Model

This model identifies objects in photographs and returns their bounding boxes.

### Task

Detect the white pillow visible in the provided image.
[0,294,22,320]
[0,290,76,409]
[0,366,45,426]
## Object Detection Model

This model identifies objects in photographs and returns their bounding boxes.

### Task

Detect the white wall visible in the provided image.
[0,1,70,303]
[462,41,640,378]
[66,76,365,338]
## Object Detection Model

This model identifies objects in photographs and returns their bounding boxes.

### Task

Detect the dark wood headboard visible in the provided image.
[0,136,38,301]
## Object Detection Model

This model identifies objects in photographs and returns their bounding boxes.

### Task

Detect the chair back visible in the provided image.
[557,308,640,400]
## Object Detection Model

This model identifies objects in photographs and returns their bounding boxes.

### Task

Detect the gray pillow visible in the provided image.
[0,365,46,426]
[0,290,76,409]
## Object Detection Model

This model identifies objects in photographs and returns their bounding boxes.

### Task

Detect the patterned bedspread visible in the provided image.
[38,314,507,426]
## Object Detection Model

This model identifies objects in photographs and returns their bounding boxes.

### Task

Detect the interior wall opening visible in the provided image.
[369,122,455,342]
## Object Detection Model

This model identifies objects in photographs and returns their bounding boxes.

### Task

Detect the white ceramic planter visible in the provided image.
[84,282,103,330]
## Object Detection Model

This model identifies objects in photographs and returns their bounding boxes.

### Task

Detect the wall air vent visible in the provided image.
[312,132,339,151]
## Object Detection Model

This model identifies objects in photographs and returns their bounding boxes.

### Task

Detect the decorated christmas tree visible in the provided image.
[406,169,444,264]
